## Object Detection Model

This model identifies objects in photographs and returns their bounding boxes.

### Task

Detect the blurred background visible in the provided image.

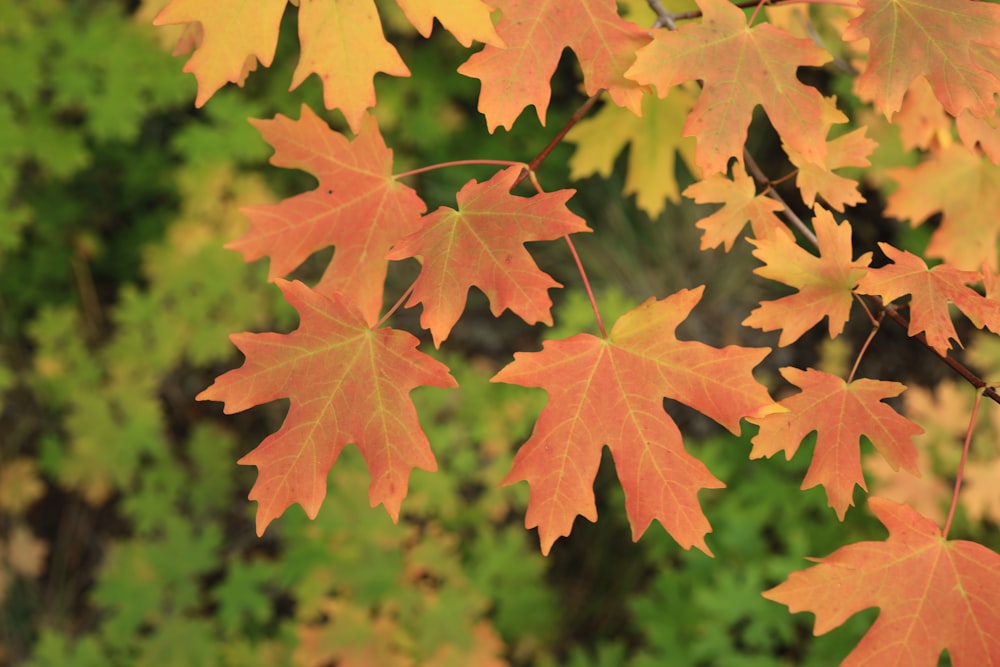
[2,1,998,665]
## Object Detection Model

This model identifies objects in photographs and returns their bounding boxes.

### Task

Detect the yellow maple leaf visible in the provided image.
[154,0,287,107]
[565,87,698,218]
[395,0,503,47]
[291,0,410,133]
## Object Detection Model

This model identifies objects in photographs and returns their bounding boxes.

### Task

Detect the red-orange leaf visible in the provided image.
[387,166,590,347]
[844,0,1000,120]
[857,244,994,354]
[457,0,651,131]
[230,105,425,326]
[153,0,287,107]
[493,287,779,555]
[684,171,785,252]
[764,497,1000,665]
[748,368,922,519]
[626,0,845,174]
[198,280,457,535]
[743,207,871,346]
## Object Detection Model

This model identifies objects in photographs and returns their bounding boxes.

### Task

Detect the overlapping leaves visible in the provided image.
[155,3,1000,664]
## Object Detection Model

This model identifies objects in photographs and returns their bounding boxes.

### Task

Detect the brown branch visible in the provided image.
[646,0,677,29]
[742,150,1000,407]
[879,301,1000,405]
[513,90,604,189]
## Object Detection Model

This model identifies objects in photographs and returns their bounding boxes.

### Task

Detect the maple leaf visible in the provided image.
[229,105,425,326]
[894,78,952,152]
[956,109,1000,165]
[626,0,845,174]
[153,0,287,107]
[197,280,457,536]
[386,166,590,347]
[844,0,1000,120]
[683,171,785,251]
[763,497,1000,665]
[493,287,779,555]
[565,84,699,218]
[743,207,872,347]
[395,0,505,48]
[857,244,995,354]
[748,367,922,519]
[291,0,411,133]
[785,127,876,212]
[457,0,651,131]
[886,143,1000,271]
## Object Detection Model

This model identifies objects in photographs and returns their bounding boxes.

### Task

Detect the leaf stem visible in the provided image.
[514,90,605,189]
[564,233,607,338]
[942,388,984,539]
[744,150,819,247]
[395,159,527,180]
[375,281,415,329]
[846,313,882,384]
[748,0,770,26]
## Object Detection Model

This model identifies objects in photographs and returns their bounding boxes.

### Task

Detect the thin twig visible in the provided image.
[646,0,677,29]
[878,301,1000,406]
[512,90,605,189]
[744,150,819,247]
[741,148,1000,407]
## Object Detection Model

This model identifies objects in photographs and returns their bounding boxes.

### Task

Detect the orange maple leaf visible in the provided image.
[684,171,785,252]
[493,287,779,555]
[198,280,457,535]
[743,207,872,347]
[229,105,425,326]
[844,0,1000,120]
[457,0,651,131]
[785,127,876,212]
[153,0,287,107]
[626,0,845,174]
[748,367,922,519]
[387,167,590,347]
[857,244,996,354]
[763,497,1000,665]
[886,143,1000,271]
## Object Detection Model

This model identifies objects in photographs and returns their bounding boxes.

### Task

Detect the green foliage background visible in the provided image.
[1,2,996,666]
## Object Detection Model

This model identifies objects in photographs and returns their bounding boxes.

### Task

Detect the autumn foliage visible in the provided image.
[153,0,1000,663]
